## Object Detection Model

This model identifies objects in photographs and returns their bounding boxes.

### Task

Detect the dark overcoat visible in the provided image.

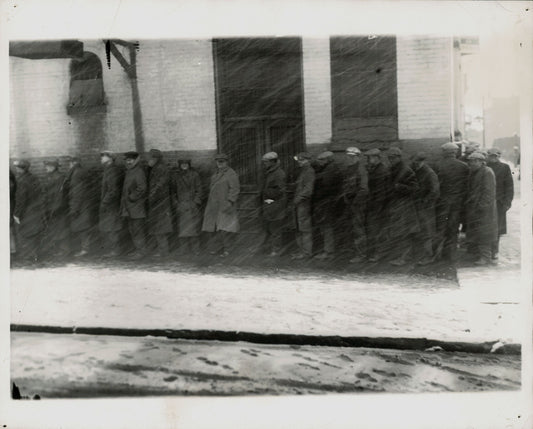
[174,169,203,237]
[120,163,147,219]
[202,167,240,233]
[42,170,69,239]
[67,165,95,233]
[465,166,498,245]
[433,158,469,206]
[365,162,390,229]
[488,160,514,235]
[147,161,173,235]
[312,161,343,226]
[99,163,124,232]
[293,163,315,232]
[342,163,368,213]
[386,161,420,238]
[13,171,45,238]
[260,164,287,222]
[413,163,440,237]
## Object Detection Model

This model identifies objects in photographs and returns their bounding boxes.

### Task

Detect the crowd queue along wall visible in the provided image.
[9,36,460,243]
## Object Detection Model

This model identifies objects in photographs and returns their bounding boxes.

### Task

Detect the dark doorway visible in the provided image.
[213,38,305,233]
[330,36,398,148]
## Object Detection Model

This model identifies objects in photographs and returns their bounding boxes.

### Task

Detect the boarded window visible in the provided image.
[68,52,106,114]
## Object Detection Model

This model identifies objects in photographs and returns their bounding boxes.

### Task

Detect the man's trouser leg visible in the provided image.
[108,230,121,254]
[18,233,40,261]
[352,209,366,258]
[79,228,92,252]
[296,231,312,256]
[128,218,147,254]
[155,233,169,256]
[270,219,284,253]
[444,207,461,261]
[322,224,335,254]
[189,236,201,255]
[220,230,235,253]
[478,242,492,262]
[492,237,500,258]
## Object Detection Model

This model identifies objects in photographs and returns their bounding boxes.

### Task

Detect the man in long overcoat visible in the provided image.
[99,151,124,257]
[291,152,315,260]
[259,152,287,257]
[174,159,204,255]
[10,169,17,254]
[465,152,498,265]
[202,153,240,257]
[13,160,45,262]
[312,151,343,260]
[384,147,420,266]
[147,149,173,257]
[364,149,390,262]
[120,151,148,260]
[41,159,70,258]
[433,142,469,262]
[411,152,440,265]
[66,156,95,257]
[487,147,514,260]
[342,147,368,263]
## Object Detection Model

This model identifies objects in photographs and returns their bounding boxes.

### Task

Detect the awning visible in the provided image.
[9,40,84,60]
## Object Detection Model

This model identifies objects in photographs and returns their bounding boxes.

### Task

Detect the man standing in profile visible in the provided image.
[341,147,368,264]
[260,152,287,257]
[411,152,440,265]
[42,159,70,258]
[486,147,514,261]
[147,149,174,258]
[120,151,148,260]
[465,152,498,266]
[364,148,389,262]
[99,151,124,257]
[291,152,315,260]
[12,159,45,262]
[66,156,95,258]
[433,142,469,262]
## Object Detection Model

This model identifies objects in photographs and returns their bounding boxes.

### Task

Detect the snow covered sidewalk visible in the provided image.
[11,262,520,344]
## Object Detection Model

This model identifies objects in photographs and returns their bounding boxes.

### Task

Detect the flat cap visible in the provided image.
[441,142,458,152]
[178,158,191,165]
[468,151,486,160]
[100,150,115,159]
[317,151,334,160]
[124,151,139,159]
[364,148,381,156]
[387,147,403,157]
[487,147,501,156]
[345,147,361,156]
[262,151,278,161]
[294,152,312,161]
[149,149,163,158]
[214,153,229,161]
[412,152,428,161]
[43,159,59,167]
[13,159,30,169]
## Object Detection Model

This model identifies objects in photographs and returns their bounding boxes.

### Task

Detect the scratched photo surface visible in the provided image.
[8,34,522,400]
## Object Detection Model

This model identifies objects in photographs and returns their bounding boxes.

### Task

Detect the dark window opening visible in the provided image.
[68,51,106,115]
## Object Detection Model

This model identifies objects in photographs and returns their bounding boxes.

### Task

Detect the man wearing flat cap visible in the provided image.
[487,147,513,260]
[174,159,204,255]
[146,149,173,258]
[291,152,315,260]
[120,151,148,260]
[410,152,440,265]
[41,159,70,258]
[99,151,124,257]
[202,153,240,257]
[65,156,96,258]
[341,147,368,263]
[259,152,287,257]
[12,159,46,262]
[384,147,420,266]
[312,151,343,260]
[464,152,498,265]
[364,149,390,262]
[433,142,469,262]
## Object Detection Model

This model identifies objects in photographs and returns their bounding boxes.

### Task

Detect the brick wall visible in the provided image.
[302,38,332,146]
[396,36,453,141]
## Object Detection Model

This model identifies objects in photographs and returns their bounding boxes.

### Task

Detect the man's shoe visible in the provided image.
[267,251,280,257]
[491,253,499,261]
[416,256,434,266]
[219,251,230,258]
[367,255,380,263]
[474,258,490,266]
[390,258,408,266]
[73,250,89,258]
[128,252,145,261]
[349,255,366,264]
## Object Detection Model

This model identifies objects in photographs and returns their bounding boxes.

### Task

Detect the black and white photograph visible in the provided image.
[1,1,532,428]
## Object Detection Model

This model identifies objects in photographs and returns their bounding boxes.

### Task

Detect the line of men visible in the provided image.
[10,141,514,266]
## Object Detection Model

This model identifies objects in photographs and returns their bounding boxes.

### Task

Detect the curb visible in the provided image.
[11,324,521,355]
